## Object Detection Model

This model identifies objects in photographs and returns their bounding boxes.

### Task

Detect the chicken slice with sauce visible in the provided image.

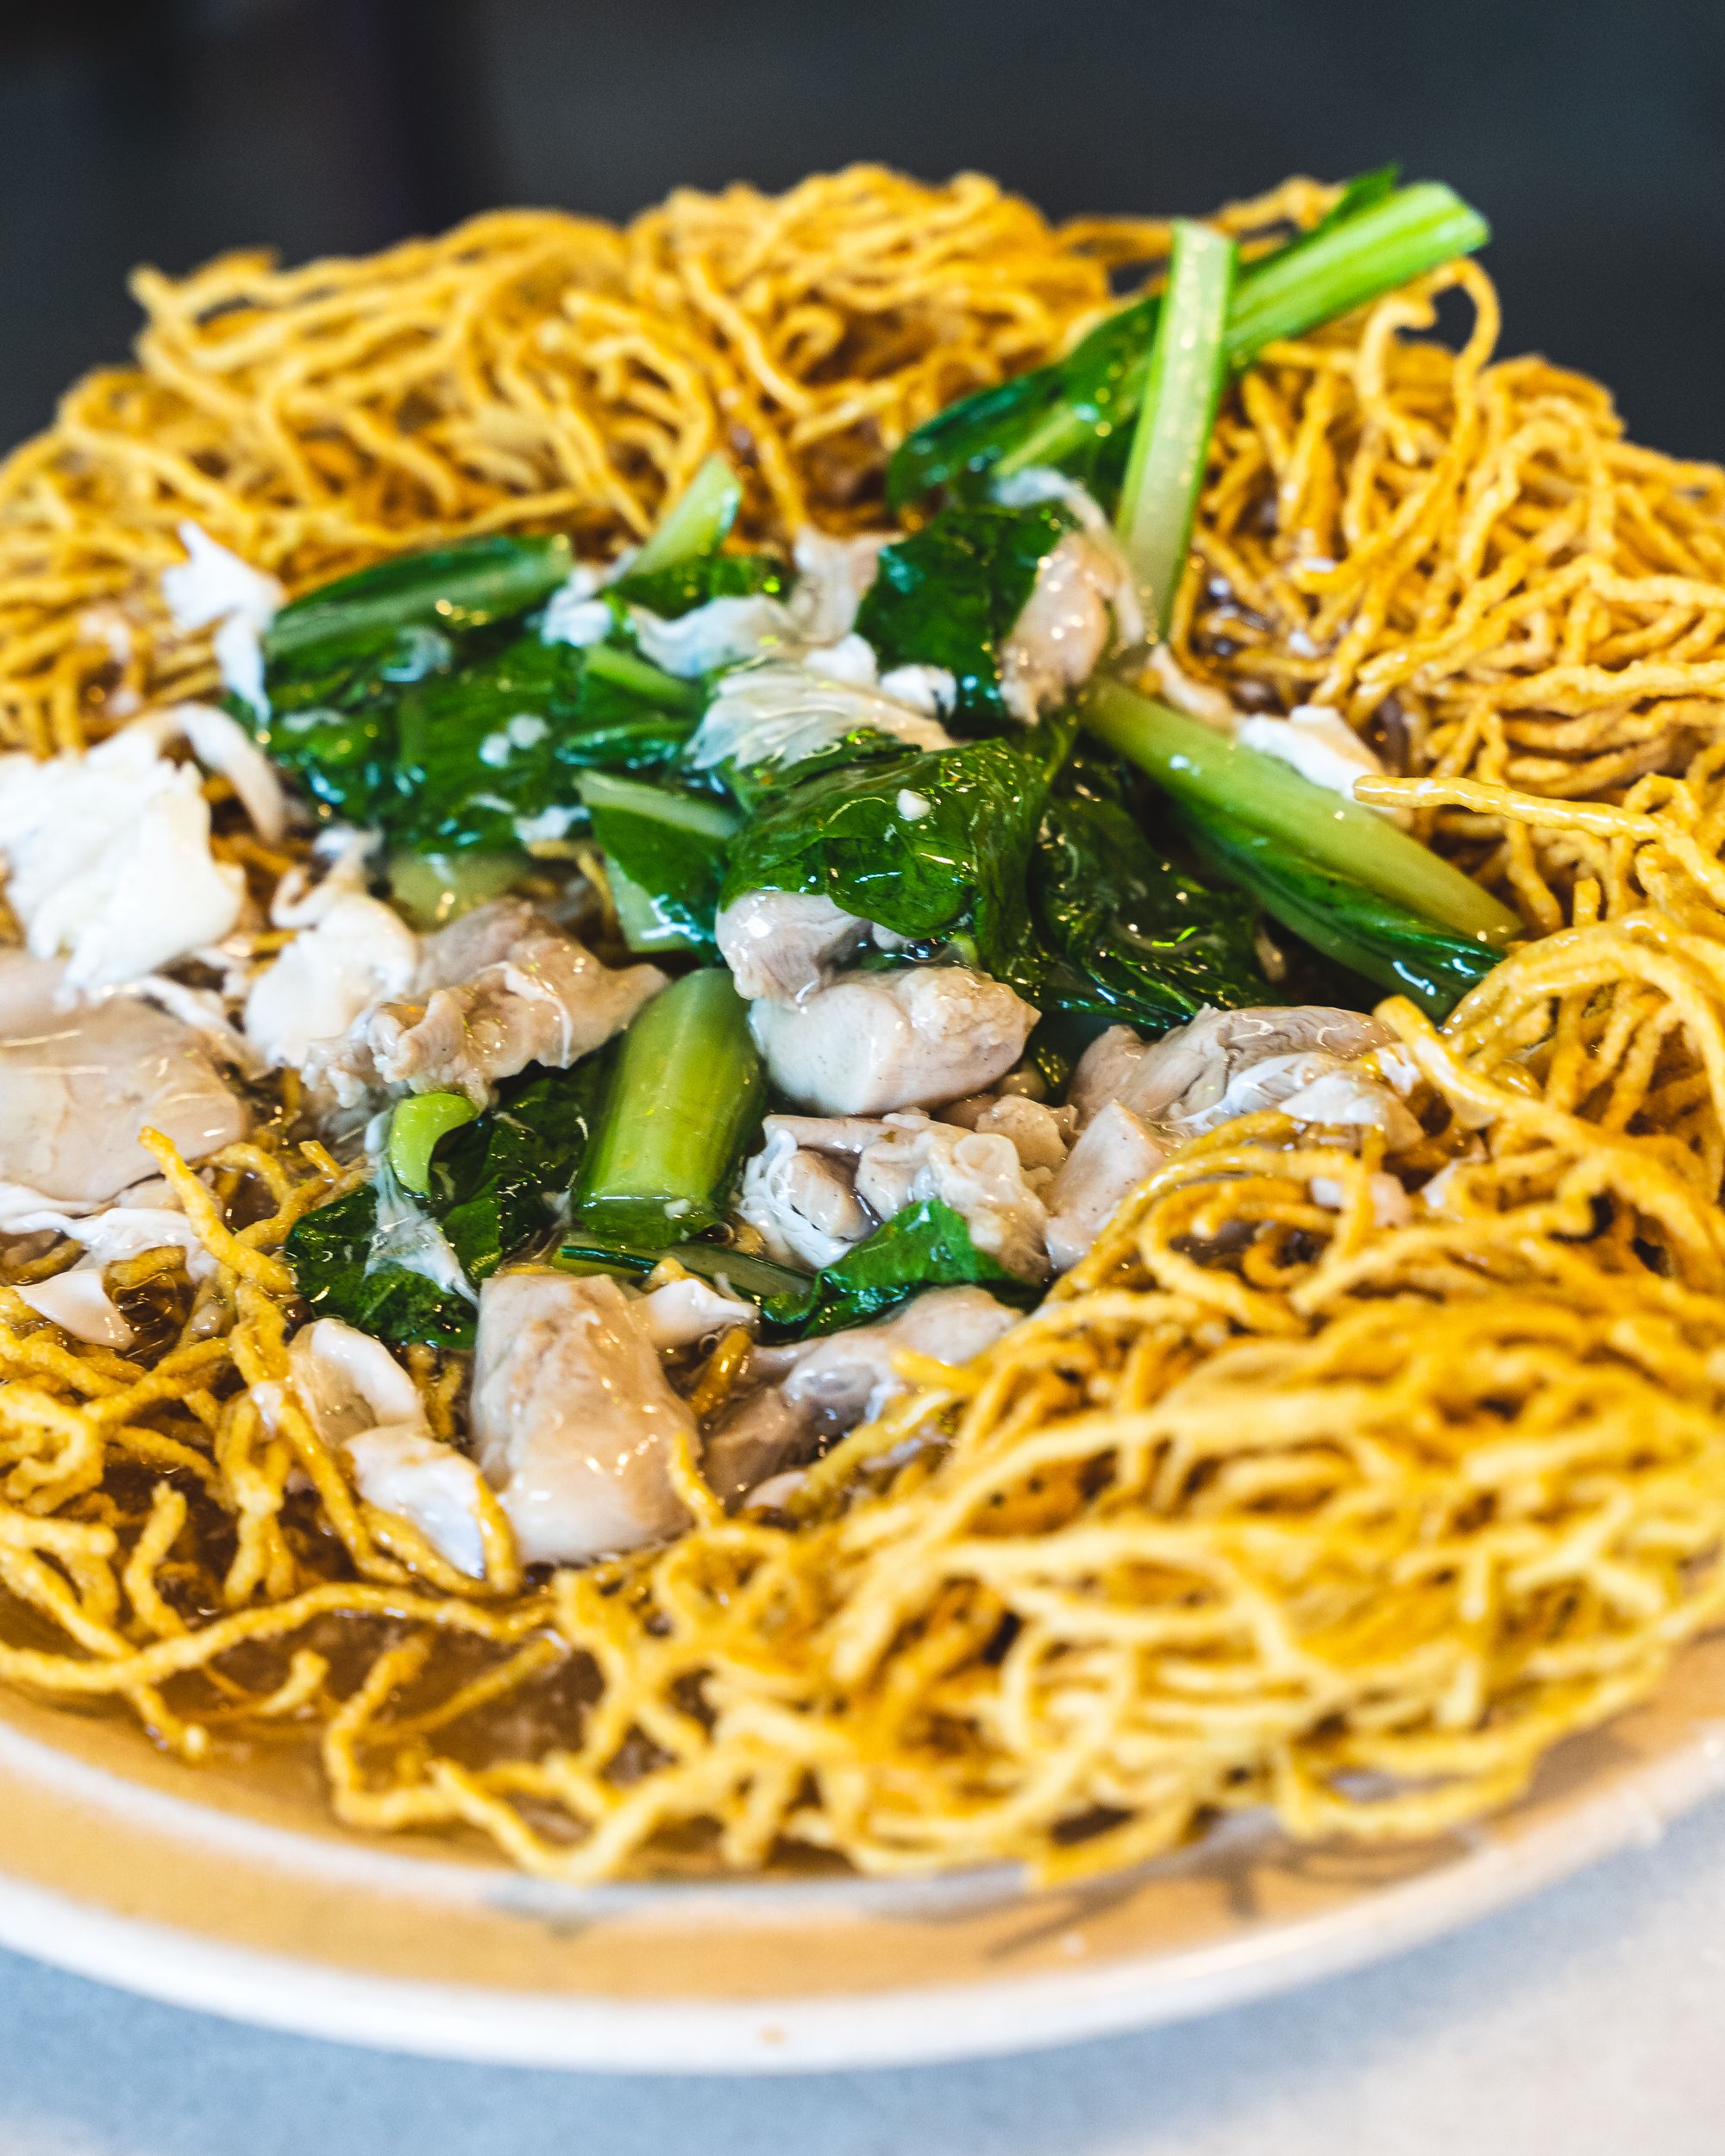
[470,1271,694,1564]
[286,1318,493,1580]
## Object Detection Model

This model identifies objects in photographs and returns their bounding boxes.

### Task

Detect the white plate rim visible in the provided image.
[2,1708,1722,2074]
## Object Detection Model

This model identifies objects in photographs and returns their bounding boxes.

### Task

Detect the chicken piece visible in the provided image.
[998,530,1136,724]
[1070,1008,1400,1135]
[371,915,664,1106]
[735,1125,874,1269]
[941,1093,1074,1180]
[0,724,245,990]
[714,889,871,1004]
[311,900,667,1110]
[852,1112,1050,1280]
[244,893,419,1071]
[750,964,1038,1116]
[689,663,952,785]
[699,1358,815,1510]
[285,1319,491,1579]
[786,529,889,643]
[631,1274,758,1352]
[345,1427,492,1580]
[701,1288,1018,1507]
[470,1272,694,1564]
[160,522,283,718]
[288,1317,427,1440]
[14,1270,135,1350]
[0,985,248,1205]
[1044,1101,1169,1272]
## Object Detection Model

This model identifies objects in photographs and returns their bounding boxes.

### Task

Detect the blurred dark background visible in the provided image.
[2,0,1722,456]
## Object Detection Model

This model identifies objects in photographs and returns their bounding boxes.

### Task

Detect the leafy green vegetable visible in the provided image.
[386,849,530,930]
[574,971,765,1250]
[578,772,739,954]
[389,634,697,853]
[1014,784,1268,1029]
[285,1061,608,1347]
[283,1181,475,1348]
[1177,799,1504,1020]
[852,502,1073,722]
[797,1200,1032,1335]
[721,716,1075,954]
[612,551,788,621]
[1115,219,1236,636]
[265,534,573,675]
[886,177,1490,510]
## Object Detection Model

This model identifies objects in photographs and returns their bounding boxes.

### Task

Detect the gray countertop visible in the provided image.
[3,1793,1723,2156]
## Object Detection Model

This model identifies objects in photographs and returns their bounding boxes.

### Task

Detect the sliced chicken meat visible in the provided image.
[0,956,248,1205]
[735,1106,1051,1279]
[285,1318,492,1580]
[850,1112,1050,1280]
[244,892,419,1071]
[302,898,666,1109]
[0,724,246,990]
[940,1092,1075,1181]
[470,1271,694,1564]
[1069,1007,1417,1144]
[736,1124,875,1269]
[630,1273,758,1352]
[998,529,1136,725]
[714,889,872,1004]
[1043,1101,1169,1272]
[702,1287,1019,1507]
[750,964,1038,1117]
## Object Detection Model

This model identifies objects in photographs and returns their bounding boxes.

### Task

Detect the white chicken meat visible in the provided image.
[750,964,1038,1116]
[470,1271,694,1564]
[0,954,247,1205]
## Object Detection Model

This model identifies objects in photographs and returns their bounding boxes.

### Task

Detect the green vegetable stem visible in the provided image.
[1083,680,1521,948]
[387,1092,480,1194]
[1114,219,1237,636]
[619,454,741,581]
[887,175,1490,508]
[264,533,574,673]
[574,970,766,1249]
[1177,799,1506,1019]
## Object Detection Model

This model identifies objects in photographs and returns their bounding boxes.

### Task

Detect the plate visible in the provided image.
[2,1635,1724,2074]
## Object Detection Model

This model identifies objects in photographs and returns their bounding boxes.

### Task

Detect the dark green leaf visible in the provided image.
[1176,799,1502,1021]
[853,503,1073,722]
[265,534,573,674]
[720,716,1075,954]
[580,774,739,955]
[612,551,788,619]
[392,634,693,853]
[798,1200,1031,1335]
[284,1060,610,1347]
[281,1182,476,1348]
[1010,787,1269,1030]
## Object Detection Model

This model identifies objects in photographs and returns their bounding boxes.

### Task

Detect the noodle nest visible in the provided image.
[3,166,1725,1883]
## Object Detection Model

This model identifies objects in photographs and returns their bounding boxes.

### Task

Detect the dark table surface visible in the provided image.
[1,0,1722,464]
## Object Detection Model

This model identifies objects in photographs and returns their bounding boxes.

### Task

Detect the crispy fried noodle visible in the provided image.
[4,166,1725,1883]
